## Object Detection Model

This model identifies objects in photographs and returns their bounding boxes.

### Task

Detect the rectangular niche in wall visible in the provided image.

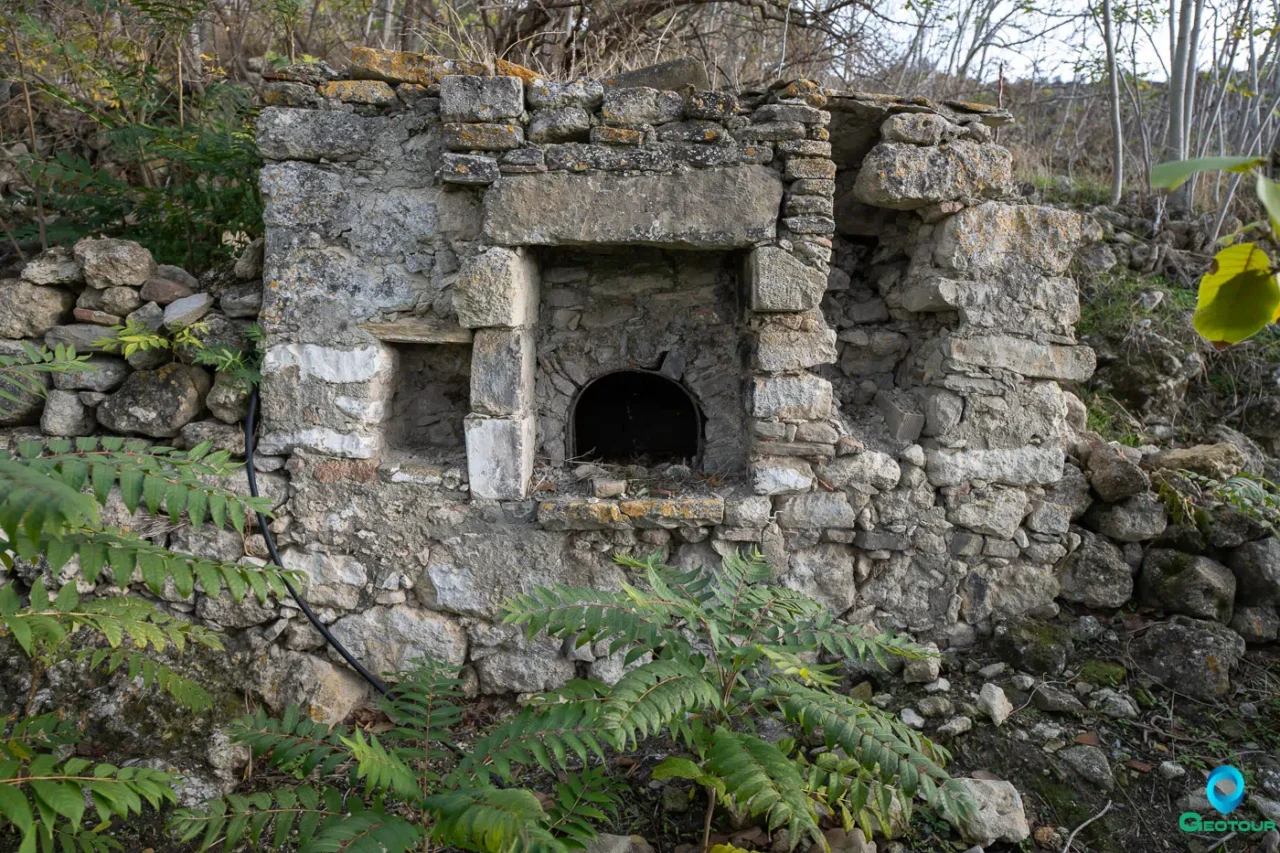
[533,247,747,476]
[384,343,470,458]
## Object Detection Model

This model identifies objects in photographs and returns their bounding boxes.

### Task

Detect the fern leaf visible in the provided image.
[599,659,719,750]
[427,788,561,853]
[342,730,418,799]
[456,704,605,785]
[168,784,348,852]
[775,685,972,820]
[540,767,620,852]
[705,728,821,847]
[228,709,353,777]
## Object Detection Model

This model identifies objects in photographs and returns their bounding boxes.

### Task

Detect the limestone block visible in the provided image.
[21,246,82,286]
[946,334,1096,381]
[527,107,591,143]
[926,446,1064,487]
[747,247,827,312]
[73,237,156,289]
[775,492,858,528]
[328,605,468,673]
[258,650,368,726]
[40,390,95,437]
[601,87,683,126]
[454,248,539,329]
[1139,549,1235,623]
[930,202,1085,276]
[947,487,1029,538]
[0,279,73,338]
[617,497,724,528]
[263,343,394,383]
[750,327,837,371]
[465,414,535,499]
[482,168,781,248]
[318,80,396,105]
[527,79,604,110]
[349,47,488,85]
[471,328,535,415]
[256,108,377,162]
[281,548,370,610]
[441,153,500,185]
[442,122,525,151]
[819,451,901,492]
[874,390,925,442]
[440,75,524,122]
[750,374,832,420]
[52,356,128,392]
[601,56,710,91]
[881,113,956,146]
[853,141,1012,210]
[922,387,963,436]
[784,544,856,615]
[751,458,815,495]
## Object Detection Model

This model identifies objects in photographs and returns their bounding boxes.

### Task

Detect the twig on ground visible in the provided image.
[1063,799,1112,852]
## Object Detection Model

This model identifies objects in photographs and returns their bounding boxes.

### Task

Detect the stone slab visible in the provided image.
[482,167,782,248]
[465,414,535,499]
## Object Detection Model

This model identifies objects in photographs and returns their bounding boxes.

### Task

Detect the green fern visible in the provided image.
[0,344,92,412]
[174,659,624,853]
[502,549,972,848]
[705,729,821,846]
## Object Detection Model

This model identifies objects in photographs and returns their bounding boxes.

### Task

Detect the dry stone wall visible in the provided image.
[4,51,1277,722]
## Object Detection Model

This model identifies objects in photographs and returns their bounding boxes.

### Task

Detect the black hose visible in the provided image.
[243,387,389,696]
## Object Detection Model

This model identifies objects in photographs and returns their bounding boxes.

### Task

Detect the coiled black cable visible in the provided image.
[243,387,389,696]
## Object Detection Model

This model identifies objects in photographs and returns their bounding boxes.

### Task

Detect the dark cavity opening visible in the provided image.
[571,370,702,465]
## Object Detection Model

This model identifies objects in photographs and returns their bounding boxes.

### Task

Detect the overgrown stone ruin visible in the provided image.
[3,54,1278,792]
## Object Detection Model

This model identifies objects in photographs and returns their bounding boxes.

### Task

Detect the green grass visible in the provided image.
[1085,392,1146,446]
[1077,268,1198,342]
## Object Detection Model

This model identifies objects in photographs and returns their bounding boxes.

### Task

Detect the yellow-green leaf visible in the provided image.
[1257,174,1280,235]
[1150,155,1267,190]
[1193,243,1280,347]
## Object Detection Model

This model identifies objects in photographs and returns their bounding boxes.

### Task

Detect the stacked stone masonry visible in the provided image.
[5,49,1276,717]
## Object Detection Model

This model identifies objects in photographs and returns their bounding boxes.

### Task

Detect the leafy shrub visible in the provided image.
[0,348,298,850]
[505,551,974,846]
[170,662,622,853]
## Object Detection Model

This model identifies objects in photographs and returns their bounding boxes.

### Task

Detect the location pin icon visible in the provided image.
[1206,765,1246,815]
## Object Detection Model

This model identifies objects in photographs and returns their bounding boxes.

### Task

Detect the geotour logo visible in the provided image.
[1179,765,1277,834]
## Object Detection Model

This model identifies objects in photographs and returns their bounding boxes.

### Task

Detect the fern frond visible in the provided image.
[169,783,349,851]
[775,685,972,820]
[0,457,101,545]
[0,580,221,657]
[540,767,620,852]
[378,659,465,763]
[427,788,561,853]
[342,730,418,799]
[0,343,91,414]
[11,524,301,603]
[0,754,176,849]
[456,704,606,785]
[228,707,353,778]
[0,715,81,761]
[73,647,216,711]
[303,807,422,853]
[501,585,688,660]
[599,658,719,750]
[799,751,901,840]
[766,612,935,670]
[705,728,822,848]
[2,436,272,534]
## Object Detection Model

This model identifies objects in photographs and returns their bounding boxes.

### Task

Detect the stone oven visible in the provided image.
[242,54,1095,701]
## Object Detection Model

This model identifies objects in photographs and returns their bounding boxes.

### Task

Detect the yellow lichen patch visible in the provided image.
[318,80,397,105]
[593,126,643,145]
[617,497,725,528]
[537,500,625,529]
[780,79,828,108]
[496,58,540,84]
[442,122,523,150]
[350,46,490,85]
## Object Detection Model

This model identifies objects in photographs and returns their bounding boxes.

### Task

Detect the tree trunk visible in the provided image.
[1103,0,1124,204]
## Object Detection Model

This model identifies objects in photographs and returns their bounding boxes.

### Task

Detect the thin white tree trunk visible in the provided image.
[1103,0,1124,204]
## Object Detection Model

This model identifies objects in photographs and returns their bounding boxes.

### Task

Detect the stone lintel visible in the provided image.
[360,319,473,344]
[482,167,782,248]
